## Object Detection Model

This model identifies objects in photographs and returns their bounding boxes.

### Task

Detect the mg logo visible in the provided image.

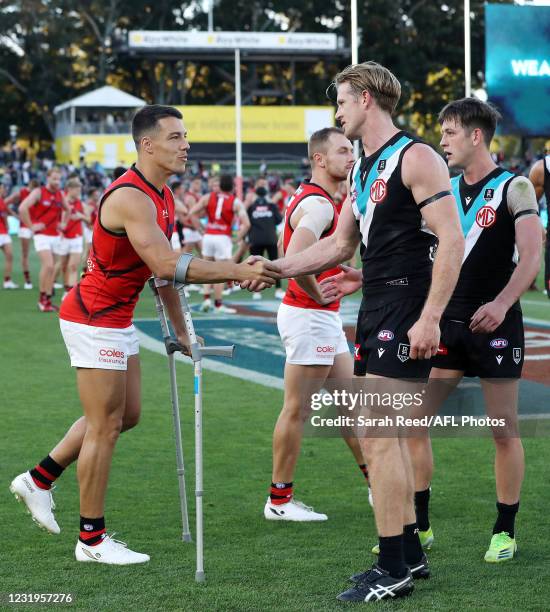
[370,178,387,204]
[476,206,496,228]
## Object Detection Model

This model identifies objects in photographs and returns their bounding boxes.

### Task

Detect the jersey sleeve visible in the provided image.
[506,176,540,222]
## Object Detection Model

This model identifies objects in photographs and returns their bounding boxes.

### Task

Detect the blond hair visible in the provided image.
[333,61,401,114]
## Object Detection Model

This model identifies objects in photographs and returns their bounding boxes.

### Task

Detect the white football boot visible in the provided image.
[264,497,328,521]
[9,471,60,534]
[75,533,150,565]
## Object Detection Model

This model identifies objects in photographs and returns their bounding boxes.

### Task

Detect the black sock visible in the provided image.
[493,501,519,538]
[358,464,369,482]
[79,516,106,546]
[415,488,431,531]
[378,534,407,578]
[403,522,424,565]
[30,455,65,490]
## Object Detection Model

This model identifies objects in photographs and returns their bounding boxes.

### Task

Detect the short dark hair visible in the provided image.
[132,105,183,147]
[438,98,501,145]
[171,180,182,191]
[220,174,234,192]
[308,127,345,162]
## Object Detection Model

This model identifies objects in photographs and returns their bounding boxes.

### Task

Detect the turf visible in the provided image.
[1,238,550,611]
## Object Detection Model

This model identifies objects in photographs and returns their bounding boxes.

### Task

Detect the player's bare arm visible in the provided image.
[234,199,251,242]
[104,187,277,286]
[403,143,465,359]
[470,176,541,333]
[18,187,42,231]
[528,159,545,201]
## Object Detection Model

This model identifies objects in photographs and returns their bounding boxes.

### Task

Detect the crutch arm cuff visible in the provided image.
[174,253,195,286]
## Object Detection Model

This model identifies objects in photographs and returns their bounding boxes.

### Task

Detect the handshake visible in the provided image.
[238,255,282,291]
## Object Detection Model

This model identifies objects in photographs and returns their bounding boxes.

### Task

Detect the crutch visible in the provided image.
[149,278,235,582]
[149,277,192,543]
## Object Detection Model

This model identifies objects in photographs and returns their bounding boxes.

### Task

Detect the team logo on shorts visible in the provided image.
[513,348,522,364]
[377,330,394,342]
[397,343,410,362]
[354,344,361,361]
[483,188,494,202]
[377,348,385,358]
[496,355,504,365]
[370,179,387,204]
[490,338,508,349]
[476,206,496,228]
[377,159,386,173]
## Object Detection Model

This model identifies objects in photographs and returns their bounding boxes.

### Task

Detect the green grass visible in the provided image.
[1,238,550,611]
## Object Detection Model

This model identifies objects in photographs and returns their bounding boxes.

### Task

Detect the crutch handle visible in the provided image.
[200,345,235,359]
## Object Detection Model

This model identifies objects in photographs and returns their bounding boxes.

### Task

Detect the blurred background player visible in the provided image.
[0,183,18,288]
[54,177,88,299]
[190,174,250,313]
[264,127,370,522]
[19,167,70,311]
[528,154,550,298]
[5,178,40,288]
[247,181,284,300]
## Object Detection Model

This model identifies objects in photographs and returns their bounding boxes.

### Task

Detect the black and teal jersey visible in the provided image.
[445,167,518,319]
[350,131,436,311]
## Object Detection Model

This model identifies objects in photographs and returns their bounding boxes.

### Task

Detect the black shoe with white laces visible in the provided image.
[349,554,430,583]
[337,565,414,602]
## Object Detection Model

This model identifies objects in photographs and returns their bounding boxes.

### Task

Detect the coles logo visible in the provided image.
[370,178,387,204]
[490,338,508,349]
[99,349,125,358]
[354,344,361,360]
[316,345,335,353]
[377,330,394,342]
[476,206,496,228]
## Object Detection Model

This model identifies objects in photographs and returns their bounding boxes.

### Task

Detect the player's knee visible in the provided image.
[493,435,522,450]
[88,413,124,441]
[281,398,307,423]
[360,437,397,465]
[122,407,141,432]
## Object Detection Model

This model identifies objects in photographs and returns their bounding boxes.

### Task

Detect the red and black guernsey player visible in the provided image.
[18,168,70,311]
[264,127,371,524]
[9,105,277,566]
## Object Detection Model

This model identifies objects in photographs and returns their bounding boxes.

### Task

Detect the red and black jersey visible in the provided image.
[30,187,64,236]
[182,190,200,228]
[62,198,84,239]
[276,189,289,213]
[205,192,235,235]
[0,198,8,234]
[282,182,341,312]
[60,165,175,328]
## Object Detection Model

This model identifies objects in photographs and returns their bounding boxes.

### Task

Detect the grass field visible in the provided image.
[2,238,550,611]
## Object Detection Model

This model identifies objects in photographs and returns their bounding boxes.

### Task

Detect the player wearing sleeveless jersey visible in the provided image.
[9,105,276,566]
[246,62,464,602]
[406,99,541,565]
[5,178,40,288]
[182,176,204,256]
[0,183,18,289]
[190,174,250,313]
[54,178,89,299]
[19,167,71,311]
[528,154,550,298]
[264,128,369,522]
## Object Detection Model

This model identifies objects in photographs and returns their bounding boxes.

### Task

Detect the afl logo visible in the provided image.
[370,179,387,204]
[476,206,496,228]
[377,330,394,342]
[490,338,508,349]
